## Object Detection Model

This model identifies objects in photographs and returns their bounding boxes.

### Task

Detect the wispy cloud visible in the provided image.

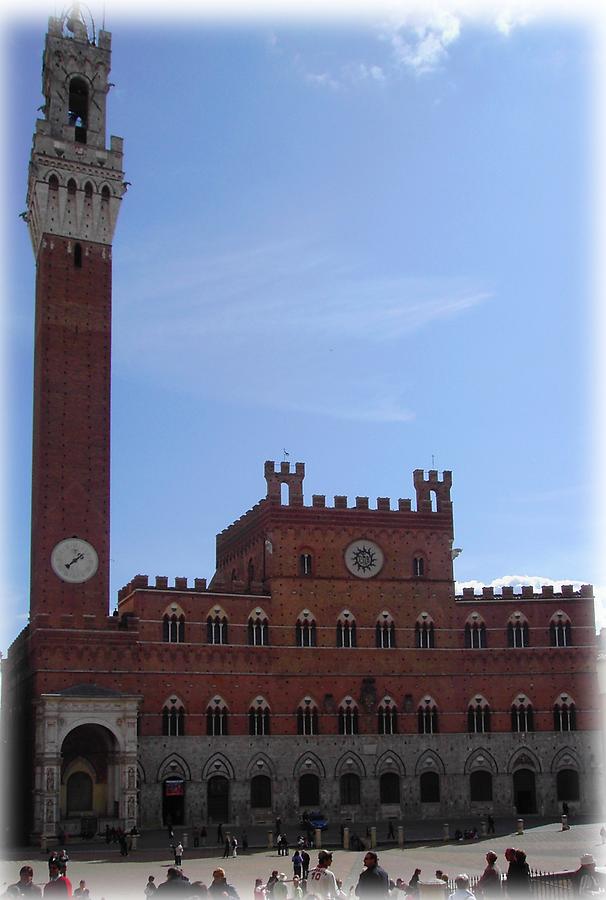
[383,11,461,76]
[115,238,489,421]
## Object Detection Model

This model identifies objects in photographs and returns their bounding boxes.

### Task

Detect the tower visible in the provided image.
[26,7,125,622]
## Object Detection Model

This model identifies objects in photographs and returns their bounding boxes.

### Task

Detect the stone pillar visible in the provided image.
[481,819,488,836]
[315,827,322,848]
[267,831,273,849]
[343,827,350,850]
[442,823,450,841]
[370,826,376,848]
[397,825,404,847]
[516,818,524,834]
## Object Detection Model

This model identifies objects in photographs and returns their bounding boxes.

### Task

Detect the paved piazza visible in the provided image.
[2,822,605,899]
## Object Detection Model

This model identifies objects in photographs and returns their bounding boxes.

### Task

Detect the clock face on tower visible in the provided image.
[344,539,384,579]
[51,538,99,584]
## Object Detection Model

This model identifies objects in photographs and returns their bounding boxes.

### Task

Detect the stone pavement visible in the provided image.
[2,820,605,900]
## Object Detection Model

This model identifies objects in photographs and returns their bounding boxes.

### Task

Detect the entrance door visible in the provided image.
[207,776,229,823]
[513,769,536,814]
[163,777,185,826]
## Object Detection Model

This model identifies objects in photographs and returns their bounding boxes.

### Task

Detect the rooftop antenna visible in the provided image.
[431,454,435,468]
[282,448,290,462]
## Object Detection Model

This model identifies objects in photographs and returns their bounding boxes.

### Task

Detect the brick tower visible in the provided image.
[26,8,125,622]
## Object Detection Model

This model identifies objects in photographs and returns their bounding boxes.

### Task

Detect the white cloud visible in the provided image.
[456,574,606,631]
[494,8,532,36]
[384,11,462,75]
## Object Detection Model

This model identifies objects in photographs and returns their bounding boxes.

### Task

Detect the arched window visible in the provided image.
[418,697,438,734]
[162,699,185,736]
[511,695,534,732]
[74,242,82,268]
[377,697,398,735]
[557,769,580,802]
[296,612,316,647]
[376,612,395,649]
[250,775,272,808]
[207,610,228,645]
[416,614,435,649]
[68,76,88,142]
[420,771,440,803]
[507,613,529,648]
[299,773,320,806]
[465,615,486,649]
[338,698,359,735]
[84,181,93,199]
[300,553,313,576]
[67,178,77,195]
[553,694,576,731]
[379,772,400,804]
[249,698,270,736]
[248,609,269,646]
[467,696,491,734]
[206,697,229,736]
[297,698,319,735]
[163,611,185,643]
[49,174,59,191]
[101,185,110,202]
[550,613,572,647]
[340,773,360,805]
[336,611,357,648]
[470,770,493,802]
[413,556,425,577]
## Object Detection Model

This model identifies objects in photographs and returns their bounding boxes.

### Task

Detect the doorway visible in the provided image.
[163,777,185,826]
[207,775,229,823]
[513,768,536,814]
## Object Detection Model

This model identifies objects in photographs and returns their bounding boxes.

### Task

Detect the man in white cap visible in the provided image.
[308,850,339,898]
[572,854,605,896]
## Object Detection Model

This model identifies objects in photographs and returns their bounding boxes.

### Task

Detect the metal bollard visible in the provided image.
[343,827,350,850]
[516,818,524,835]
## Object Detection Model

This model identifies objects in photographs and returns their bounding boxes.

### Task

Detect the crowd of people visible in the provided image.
[3,844,605,899]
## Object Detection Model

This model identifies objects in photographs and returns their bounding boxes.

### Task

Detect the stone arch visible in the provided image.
[202,753,235,782]
[375,750,405,777]
[550,747,582,774]
[246,753,276,780]
[464,748,498,775]
[137,761,147,784]
[157,753,191,783]
[60,723,120,822]
[293,752,326,779]
[58,716,124,752]
[335,751,366,778]
[507,747,542,774]
[415,749,445,776]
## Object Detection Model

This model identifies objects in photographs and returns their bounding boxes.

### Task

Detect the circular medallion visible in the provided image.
[344,539,384,579]
[51,537,99,584]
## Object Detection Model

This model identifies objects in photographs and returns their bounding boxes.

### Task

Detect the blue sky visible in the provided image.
[2,4,603,650]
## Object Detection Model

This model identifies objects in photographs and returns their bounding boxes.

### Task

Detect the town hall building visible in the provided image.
[1,9,601,845]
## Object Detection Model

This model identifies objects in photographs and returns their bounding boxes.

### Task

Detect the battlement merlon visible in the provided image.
[265,460,305,506]
[413,468,453,513]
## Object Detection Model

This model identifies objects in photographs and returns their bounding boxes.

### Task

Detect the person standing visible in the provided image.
[486,816,495,835]
[476,851,500,897]
[355,851,390,897]
[308,850,339,899]
[222,836,231,859]
[6,865,42,897]
[231,835,238,858]
[156,868,191,895]
[301,850,310,880]
[192,826,200,849]
[448,875,476,900]
[44,861,72,897]
[217,824,224,844]
[174,842,183,867]
[292,849,303,879]
[208,868,240,899]
[144,876,157,897]
[73,881,89,898]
